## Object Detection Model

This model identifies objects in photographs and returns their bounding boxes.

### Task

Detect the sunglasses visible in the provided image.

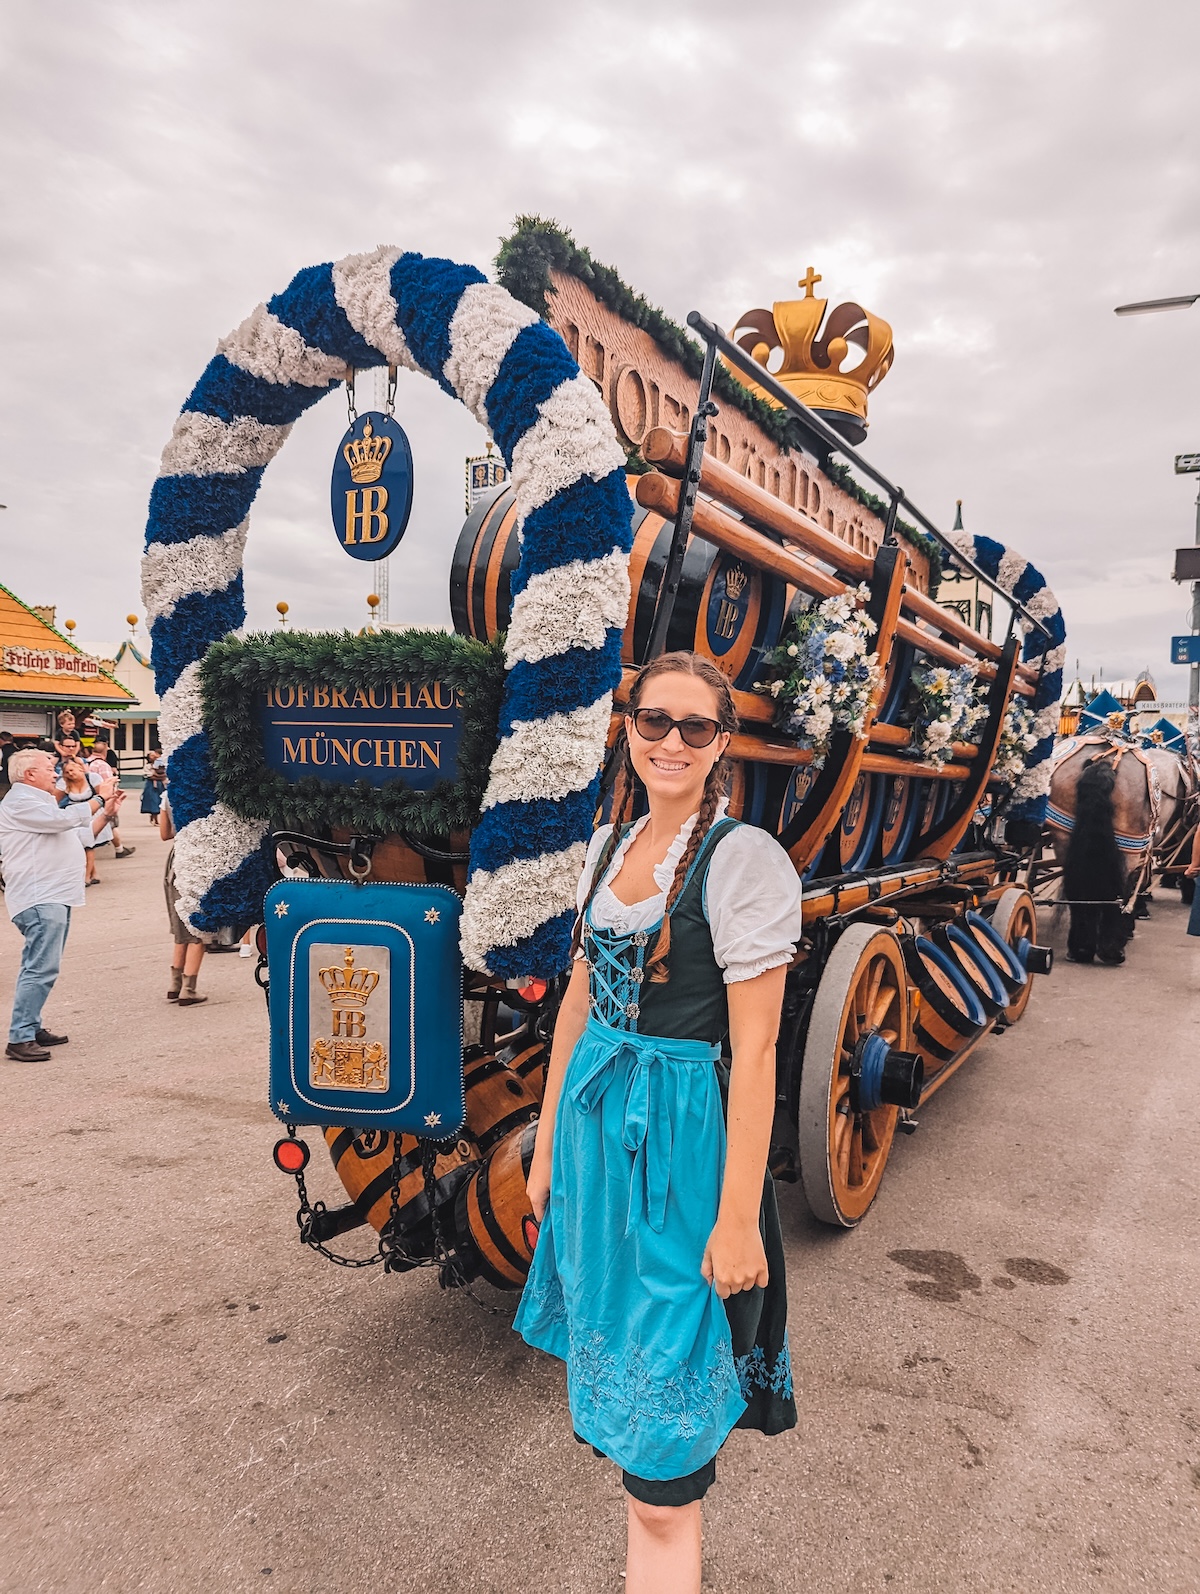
[630,707,723,749]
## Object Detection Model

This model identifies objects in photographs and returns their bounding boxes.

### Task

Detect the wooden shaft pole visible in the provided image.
[635,471,845,600]
[639,434,1041,680]
[636,470,1036,695]
[642,426,875,581]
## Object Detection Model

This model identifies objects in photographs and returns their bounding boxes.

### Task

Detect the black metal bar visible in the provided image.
[686,310,1052,641]
[397,830,469,863]
[645,337,720,660]
[306,1202,370,1242]
[883,489,902,547]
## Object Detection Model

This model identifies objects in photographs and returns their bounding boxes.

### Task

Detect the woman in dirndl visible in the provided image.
[516,651,802,1593]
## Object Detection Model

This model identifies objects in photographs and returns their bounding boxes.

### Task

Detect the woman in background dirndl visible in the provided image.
[516,651,802,1594]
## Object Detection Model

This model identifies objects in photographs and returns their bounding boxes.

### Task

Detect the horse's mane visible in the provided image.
[1063,759,1128,903]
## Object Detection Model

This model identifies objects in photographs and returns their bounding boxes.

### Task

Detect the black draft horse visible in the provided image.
[1061,759,1133,965]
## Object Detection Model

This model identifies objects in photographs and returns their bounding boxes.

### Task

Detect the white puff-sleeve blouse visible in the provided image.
[575,805,803,984]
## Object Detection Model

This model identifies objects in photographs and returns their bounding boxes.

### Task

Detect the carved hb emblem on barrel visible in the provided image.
[309,945,390,1093]
[704,557,752,658]
[781,764,819,830]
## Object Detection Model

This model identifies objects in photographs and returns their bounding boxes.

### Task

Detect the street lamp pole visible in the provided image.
[1185,462,1200,744]
[1114,291,1200,748]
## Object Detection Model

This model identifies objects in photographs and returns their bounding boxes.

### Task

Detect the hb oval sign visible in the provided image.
[330,411,414,562]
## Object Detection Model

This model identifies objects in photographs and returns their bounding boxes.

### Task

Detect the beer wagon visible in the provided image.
[140,236,1064,1286]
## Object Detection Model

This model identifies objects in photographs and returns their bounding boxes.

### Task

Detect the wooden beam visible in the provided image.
[641,426,875,582]
[639,430,1035,677]
[635,471,845,601]
[637,471,1036,697]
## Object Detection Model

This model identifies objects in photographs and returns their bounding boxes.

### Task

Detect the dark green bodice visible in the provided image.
[582,818,739,1045]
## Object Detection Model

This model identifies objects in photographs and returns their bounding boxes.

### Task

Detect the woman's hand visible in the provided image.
[701,1215,768,1299]
[526,1147,552,1222]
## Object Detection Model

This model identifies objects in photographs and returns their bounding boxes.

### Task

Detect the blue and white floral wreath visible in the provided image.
[949,532,1065,827]
[141,247,634,978]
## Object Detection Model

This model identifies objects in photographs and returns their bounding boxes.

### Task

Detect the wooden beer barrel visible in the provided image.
[454,1120,539,1290]
[962,910,1028,1002]
[323,1125,479,1238]
[771,763,824,881]
[933,922,1008,1019]
[879,775,924,865]
[500,1038,549,1107]
[726,758,771,828]
[900,934,987,1067]
[451,478,789,690]
[825,771,886,873]
[463,1047,540,1155]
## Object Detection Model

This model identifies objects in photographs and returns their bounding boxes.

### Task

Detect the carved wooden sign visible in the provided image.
[543,269,930,591]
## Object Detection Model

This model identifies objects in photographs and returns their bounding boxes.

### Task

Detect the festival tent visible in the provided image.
[0,583,135,741]
[1077,689,1127,732]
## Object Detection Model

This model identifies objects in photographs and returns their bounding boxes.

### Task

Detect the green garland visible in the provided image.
[823,461,941,588]
[198,629,506,839]
[495,216,941,583]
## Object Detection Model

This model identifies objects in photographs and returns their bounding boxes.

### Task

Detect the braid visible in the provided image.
[644,755,730,985]
[569,734,637,960]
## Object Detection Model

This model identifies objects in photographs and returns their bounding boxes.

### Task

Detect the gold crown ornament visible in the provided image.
[722,562,749,601]
[319,946,380,1010]
[728,267,894,444]
[342,418,393,484]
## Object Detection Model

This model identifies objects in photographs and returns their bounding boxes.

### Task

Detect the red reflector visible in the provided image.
[522,1215,540,1255]
[255,925,268,956]
[273,1137,309,1174]
[517,978,547,1002]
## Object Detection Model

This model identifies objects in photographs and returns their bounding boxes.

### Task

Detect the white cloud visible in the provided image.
[0,0,1197,697]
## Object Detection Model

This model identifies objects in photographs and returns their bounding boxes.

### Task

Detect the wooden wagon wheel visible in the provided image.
[990,887,1040,1023]
[798,923,913,1227]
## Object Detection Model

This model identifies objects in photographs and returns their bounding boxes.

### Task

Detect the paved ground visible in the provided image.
[1,829,1198,1593]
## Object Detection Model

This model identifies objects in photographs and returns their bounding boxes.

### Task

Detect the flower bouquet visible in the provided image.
[909,663,988,767]
[992,699,1039,787]
[754,585,882,768]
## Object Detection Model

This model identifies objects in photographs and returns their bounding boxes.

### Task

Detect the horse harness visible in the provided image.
[1046,734,1163,911]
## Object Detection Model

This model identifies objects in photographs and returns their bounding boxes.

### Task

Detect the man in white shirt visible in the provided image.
[0,748,124,1062]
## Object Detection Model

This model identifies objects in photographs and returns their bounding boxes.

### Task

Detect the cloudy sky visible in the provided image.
[3,0,1198,698]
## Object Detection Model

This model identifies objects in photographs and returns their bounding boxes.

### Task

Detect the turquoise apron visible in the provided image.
[515,819,794,1481]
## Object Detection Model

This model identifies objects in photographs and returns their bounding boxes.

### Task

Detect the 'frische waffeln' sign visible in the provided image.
[257,679,463,791]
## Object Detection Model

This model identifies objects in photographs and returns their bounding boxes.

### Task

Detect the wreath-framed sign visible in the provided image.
[142,247,634,977]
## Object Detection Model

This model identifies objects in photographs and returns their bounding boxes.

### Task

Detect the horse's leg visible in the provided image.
[1097,905,1129,965]
[1067,905,1097,963]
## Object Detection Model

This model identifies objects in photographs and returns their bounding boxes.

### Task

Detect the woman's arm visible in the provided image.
[159,802,174,841]
[525,958,591,1221]
[702,964,788,1298]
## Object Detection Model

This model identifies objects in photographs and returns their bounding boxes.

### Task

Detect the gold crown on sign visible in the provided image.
[728,268,894,440]
[343,418,393,484]
[319,947,380,1010]
[722,563,749,601]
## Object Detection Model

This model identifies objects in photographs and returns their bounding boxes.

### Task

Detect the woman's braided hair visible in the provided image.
[570,652,738,983]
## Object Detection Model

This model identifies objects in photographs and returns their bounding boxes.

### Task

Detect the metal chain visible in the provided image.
[384,363,397,416]
[345,369,357,424]
[285,1126,383,1270]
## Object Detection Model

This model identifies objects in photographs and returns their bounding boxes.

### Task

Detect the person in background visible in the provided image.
[159,792,206,1006]
[1185,824,1200,938]
[140,747,165,823]
[85,736,134,858]
[0,748,124,1061]
[55,734,81,776]
[58,752,109,885]
[54,710,77,754]
[0,730,15,787]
